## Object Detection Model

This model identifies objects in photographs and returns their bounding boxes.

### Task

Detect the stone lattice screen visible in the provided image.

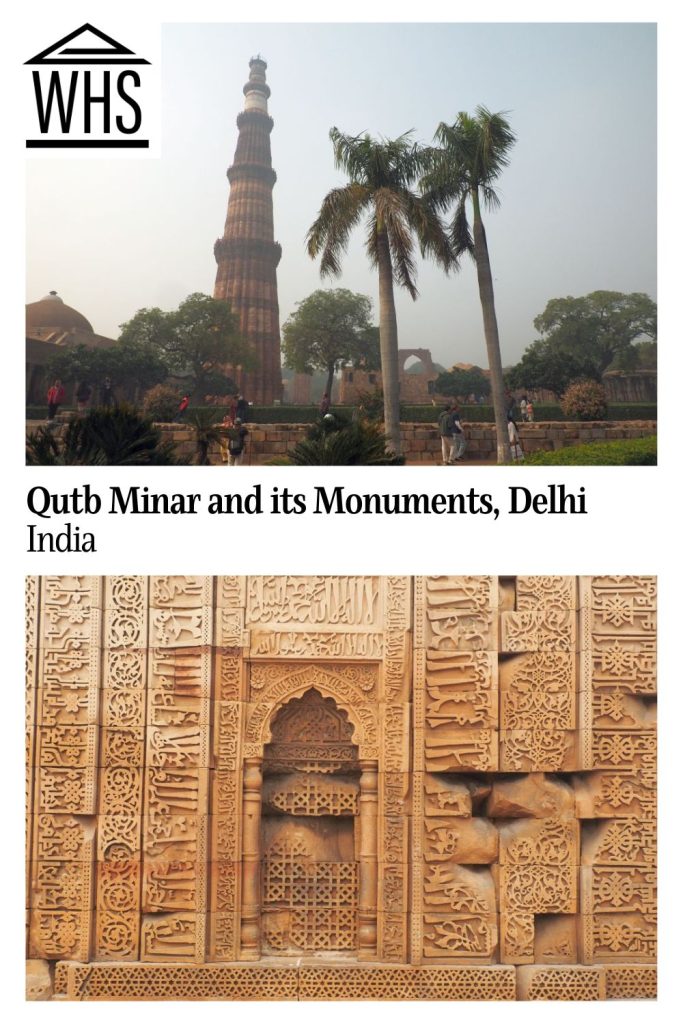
[25,576,656,1001]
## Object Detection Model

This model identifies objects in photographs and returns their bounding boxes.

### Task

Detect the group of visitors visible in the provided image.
[437,399,527,463]
[518,395,535,422]
[174,390,250,464]
[46,377,115,420]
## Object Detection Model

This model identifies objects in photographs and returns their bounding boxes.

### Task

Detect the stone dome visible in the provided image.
[26,291,93,336]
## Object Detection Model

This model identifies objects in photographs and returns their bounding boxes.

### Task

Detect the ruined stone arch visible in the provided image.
[399,347,435,375]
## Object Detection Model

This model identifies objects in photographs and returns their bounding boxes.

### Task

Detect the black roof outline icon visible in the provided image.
[25,23,150,65]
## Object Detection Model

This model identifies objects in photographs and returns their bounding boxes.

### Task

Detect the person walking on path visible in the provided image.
[100,377,115,408]
[507,410,524,461]
[46,380,65,420]
[175,395,190,421]
[438,404,455,465]
[75,381,92,412]
[526,399,534,423]
[236,394,249,422]
[226,418,249,465]
[450,402,467,461]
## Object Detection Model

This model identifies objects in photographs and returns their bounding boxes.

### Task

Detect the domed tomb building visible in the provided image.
[26,290,115,404]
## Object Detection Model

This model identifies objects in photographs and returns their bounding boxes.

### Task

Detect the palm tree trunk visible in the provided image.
[471,189,512,464]
[325,363,335,403]
[376,228,402,454]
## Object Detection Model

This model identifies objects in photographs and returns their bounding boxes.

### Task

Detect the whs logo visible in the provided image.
[25,23,156,152]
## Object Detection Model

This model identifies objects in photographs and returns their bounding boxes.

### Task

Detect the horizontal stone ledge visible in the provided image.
[48,960,656,1000]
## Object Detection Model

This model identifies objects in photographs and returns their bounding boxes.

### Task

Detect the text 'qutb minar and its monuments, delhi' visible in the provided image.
[26,576,656,1000]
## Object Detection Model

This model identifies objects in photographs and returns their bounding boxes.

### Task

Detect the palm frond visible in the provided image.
[374,188,418,299]
[306,182,371,277]
[401,189,455,271]
[451,195,475,260]
[436,108,515,190]
[481,184,501,210]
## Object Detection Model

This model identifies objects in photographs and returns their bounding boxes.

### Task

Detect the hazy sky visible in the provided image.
[26,22,656,370]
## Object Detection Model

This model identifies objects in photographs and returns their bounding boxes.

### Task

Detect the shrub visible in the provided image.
[142,383,181,423]
[523,436,657,466]
[211,402,656,424]
[26,405,180,465]
[560,379,607,421]
[286,417,404,465]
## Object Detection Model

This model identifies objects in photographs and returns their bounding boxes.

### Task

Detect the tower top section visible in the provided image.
[242,55,270,112]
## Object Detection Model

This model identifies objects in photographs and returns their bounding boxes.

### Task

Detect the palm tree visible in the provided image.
[287,416,404,466]
[188,409,223,465]
[307,129,453,454]
[427,107,516,463]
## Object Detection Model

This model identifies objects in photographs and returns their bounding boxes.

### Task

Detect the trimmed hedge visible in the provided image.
[227,402,658,424]
[522,436,657,466]
[27,401,657,424]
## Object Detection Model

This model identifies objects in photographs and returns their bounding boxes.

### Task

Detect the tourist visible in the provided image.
[438,404,455,465]
[507,410,524,461]
[437,403,466,463]
[175,394,190,421]
[236,393,249,422]
[319,391,331,416]
[526,399,534,422]
[218,413,233,463]
[100,377,115,407]
[450,402,467,461]
[520,395,528,421]
[46,379,65,420]
[75,381,92,412]
[226,417,249,465]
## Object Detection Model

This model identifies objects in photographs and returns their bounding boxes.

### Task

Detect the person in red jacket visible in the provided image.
[175,395,190,421]
[46,380,65,420]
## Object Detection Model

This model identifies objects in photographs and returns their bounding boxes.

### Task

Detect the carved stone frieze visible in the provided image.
[25,577,656,1001]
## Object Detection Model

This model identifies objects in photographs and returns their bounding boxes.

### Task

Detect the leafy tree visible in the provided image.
[506,342,599,395]
[351,387,404,423]
[354,326,381,371]
[533,291,657,376]
[608,339,657,372]
[307,129,453,454]
[435,366,491,399]
[425,107,516,462]
[47,341,168,399]
[282,288,376,399]
[118,293,256,400]
[26,405,180,465]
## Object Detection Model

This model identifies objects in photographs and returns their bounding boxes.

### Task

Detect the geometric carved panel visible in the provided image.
[25,576,656,1000]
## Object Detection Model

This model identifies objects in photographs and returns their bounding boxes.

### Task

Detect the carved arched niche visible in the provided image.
[239,688,379,961]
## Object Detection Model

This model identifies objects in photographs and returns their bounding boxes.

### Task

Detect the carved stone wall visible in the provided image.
[26,576,656,1000]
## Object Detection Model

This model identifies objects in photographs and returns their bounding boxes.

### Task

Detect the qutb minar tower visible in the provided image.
[214,57,282,404]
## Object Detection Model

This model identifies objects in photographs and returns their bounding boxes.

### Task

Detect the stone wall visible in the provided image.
[163,420,656,465]
[26,420,656,465]
[26,576,656,1000]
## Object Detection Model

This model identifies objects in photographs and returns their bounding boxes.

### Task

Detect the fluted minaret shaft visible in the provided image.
[214,57,282,404]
